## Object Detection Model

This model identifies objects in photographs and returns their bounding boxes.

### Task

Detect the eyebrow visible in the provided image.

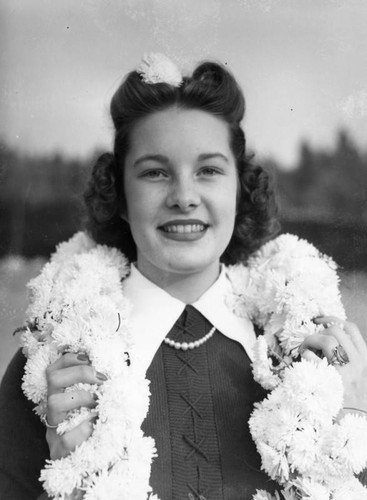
[197,153,229,163]
[133,154,170,168]
[133,152,229,167]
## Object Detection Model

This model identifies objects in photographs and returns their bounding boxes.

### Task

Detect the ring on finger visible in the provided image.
[40,414,58,429]
[328,344,350,366]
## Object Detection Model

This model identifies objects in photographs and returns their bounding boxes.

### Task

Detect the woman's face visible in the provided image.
[123,106,238,285]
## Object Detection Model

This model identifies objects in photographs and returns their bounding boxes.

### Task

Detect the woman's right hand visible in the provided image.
[45,352,107,460]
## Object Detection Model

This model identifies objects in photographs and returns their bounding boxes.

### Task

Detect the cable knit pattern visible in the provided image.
[142,306,278,500]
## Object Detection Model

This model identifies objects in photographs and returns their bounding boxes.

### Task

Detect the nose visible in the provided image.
[166,174,200,210]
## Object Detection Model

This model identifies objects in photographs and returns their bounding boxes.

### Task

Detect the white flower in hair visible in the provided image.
[137,53,183,87]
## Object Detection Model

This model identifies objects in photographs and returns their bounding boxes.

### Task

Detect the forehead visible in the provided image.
[127,107,232,159]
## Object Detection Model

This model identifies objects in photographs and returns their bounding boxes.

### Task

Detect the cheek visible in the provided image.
[218,177,238,218]
[124,184,159,231]
[122,172,145,223]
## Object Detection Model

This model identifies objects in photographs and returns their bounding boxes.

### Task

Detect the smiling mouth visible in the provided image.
[161,224,207,234]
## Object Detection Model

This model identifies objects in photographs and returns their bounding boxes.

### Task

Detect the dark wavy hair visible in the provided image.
[83,60,279,264]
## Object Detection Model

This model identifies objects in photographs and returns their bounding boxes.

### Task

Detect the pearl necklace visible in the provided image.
[163,326,216,351]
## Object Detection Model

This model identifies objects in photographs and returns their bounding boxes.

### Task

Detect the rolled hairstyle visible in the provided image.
[83,60,279,264]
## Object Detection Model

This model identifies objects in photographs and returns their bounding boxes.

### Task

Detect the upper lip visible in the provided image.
[159,219,208,228]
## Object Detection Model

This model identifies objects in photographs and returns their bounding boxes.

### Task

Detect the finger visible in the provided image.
[47,415,96,460]
[322,328,356,362]
[301,349,322,364]
[300,333,340,363]
[60,415,96,453]
[47,364,107,394]
[314,316,345,329]
[47,390,97,425]
[47,352,91,373]
[315,317,359,361]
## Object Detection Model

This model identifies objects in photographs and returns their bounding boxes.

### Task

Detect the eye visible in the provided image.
[140,169,168,179]
[199,166,222,176]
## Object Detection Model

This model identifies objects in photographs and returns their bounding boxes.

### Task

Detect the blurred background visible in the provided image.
[1,0,367,378]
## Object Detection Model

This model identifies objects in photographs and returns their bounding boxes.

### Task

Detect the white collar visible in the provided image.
[123,264,256,374]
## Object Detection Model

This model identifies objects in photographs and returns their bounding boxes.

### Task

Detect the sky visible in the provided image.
[1,0,367,168]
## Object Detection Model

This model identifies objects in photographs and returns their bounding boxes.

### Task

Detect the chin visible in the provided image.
[163,255,218,275]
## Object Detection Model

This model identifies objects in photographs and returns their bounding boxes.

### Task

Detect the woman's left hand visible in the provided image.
[300,316,367,413]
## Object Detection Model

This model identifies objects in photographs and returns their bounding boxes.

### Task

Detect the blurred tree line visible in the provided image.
[0,129,366,269]
[0,142,92,257]
[268,129,367,270]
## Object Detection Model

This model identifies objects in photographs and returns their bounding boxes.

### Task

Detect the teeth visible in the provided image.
[163,224,205,233]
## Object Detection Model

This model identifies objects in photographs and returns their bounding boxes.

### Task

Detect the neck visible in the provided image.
[136,262,221,303]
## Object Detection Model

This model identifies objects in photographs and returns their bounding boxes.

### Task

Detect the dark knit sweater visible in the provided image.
[142,305,277,500]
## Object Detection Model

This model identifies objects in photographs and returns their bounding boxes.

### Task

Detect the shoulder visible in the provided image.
[0,349,48,499]
[0,349,28,401]
[0,349,42,425]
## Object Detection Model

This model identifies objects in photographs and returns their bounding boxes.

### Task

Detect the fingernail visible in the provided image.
[96,372,107,381]
[77,353,89,362]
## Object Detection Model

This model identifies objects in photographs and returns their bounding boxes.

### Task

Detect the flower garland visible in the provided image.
[21,233,158,500]
[227,235,367,499]
[20,232,367,499]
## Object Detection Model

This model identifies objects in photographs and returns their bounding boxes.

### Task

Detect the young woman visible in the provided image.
[1,54,366,500]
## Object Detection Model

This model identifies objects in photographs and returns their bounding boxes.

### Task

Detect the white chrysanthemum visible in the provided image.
[52,231,96,263]
[281,359,343,420]
[41,455,85,496]
[332,476,367,500]
[333,413,367,473]
[252,404,302,452]
[56,406,95,435]
[89,336,130,376]
[286,425,324,477]
[83,469,118,500]
[225,264,256,318]
[137,53,182,87]
[291,477,330,500]
[257,442,290,483]
[19,327,40,357]
[22,344,59,403]
[250,357,350,492]
[252,336,281,390]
